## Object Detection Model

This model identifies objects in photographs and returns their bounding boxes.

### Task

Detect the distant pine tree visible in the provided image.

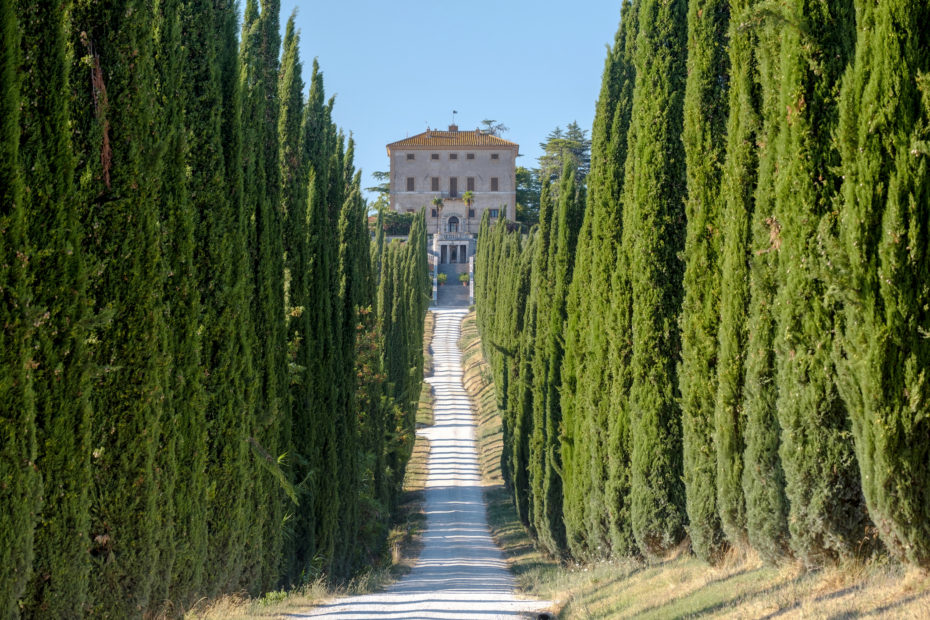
[833,0,930,567]
[679,0,729,563]
[623,0,688,556]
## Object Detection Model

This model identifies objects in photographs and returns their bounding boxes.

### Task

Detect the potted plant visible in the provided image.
[437,272,447,286]
[459,272,469,286]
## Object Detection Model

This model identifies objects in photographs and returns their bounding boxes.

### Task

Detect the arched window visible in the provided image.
[447,216,459,233]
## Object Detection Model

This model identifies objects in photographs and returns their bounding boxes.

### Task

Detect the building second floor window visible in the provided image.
[467,177,475,191]
[431,208,438,217]
[449,177,458,197]
[490,177,499,191]
[406,177,415,191]
[431,177,439,191]
[406,153,415,160]
[468,208,475,218]
[490,208,500,218]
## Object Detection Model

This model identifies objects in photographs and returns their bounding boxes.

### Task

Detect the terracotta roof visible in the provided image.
[387,129,519,152]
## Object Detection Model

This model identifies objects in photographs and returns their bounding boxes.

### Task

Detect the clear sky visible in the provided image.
[277,0,624,200]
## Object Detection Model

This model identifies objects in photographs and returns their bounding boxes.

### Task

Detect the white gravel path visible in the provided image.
[292,308,551,619]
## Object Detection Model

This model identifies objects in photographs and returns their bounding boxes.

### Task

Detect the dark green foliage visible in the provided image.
[623,0,688,557]
[713,0,761,550]
[771,0,868,568]
[833,0,930,567]
[70,0,167,613]
[240,0,284,590]
[679,0,729,563]
[740,11,791,563]
[0,0,40,613]
[17,2,92,616]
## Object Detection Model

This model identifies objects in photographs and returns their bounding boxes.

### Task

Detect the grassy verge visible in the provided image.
[458,310,930,619]
[186,314,440,619]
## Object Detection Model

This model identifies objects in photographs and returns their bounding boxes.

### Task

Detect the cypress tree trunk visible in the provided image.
[771,0,868,568]
[623,0,688,556]
[713,0,761,550]
[679,0,729,563]
[833,0,930,567]
[0,1,40,613]
[16,1,93,615]
[70,0,168,612]
[740,10,790,563]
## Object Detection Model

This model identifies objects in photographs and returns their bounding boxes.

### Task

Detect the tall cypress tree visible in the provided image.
[561,6,637,557]
[151,0,197,606]
[713,0,761,550]
[833,0,930,568]
[204,0,253,593]
[771,0,867,567]
[70,0,167,612]
[0,1,40,613]
[679,0,729,563]
[15,2,93,615]
[623,0,688,556]
[740,9,790,563]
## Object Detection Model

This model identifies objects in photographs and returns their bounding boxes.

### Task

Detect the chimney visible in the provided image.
[448,123,458,132]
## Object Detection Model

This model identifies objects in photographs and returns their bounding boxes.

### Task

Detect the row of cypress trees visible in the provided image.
[475,0,929,569]
[0,2,429,617]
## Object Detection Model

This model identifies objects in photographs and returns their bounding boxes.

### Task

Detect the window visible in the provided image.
[466,153,475,160]
[431,208,438,217]
[490,177,499,191]
[490,209,500,218]
[431,153,440,160]
[449,153,458,160]
[491,153,499,160]
[448,216,459,233]
[406,208,414,213]
[431,177,439,191]
[406,177,415,191]
[467,177,475,191]
[449,177,458,198]
[406,153,415,160]
[468,208,475,218]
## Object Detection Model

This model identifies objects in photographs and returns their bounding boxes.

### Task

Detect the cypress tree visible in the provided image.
[679,0,729,563]
[833,0,930,567]
[771,0,867,567]
[15,1,94,615]
[0,0,40,612]
[181,0,234,598]
[623,0,688,556]
[204,0,253,593]
[70,0,168,612]
[537,164,584,555]
[713,0,761,550]
[151,0,196,606]
[279,11,304,584]
[239,0,284,589]
[740,10,790,563]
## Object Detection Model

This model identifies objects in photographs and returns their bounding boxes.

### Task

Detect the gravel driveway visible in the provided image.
[293,308,551,619]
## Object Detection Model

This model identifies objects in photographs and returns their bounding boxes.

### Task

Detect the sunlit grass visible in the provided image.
[458,310,930,619]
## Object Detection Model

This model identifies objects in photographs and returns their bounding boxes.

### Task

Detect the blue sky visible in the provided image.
[277,1,624,199]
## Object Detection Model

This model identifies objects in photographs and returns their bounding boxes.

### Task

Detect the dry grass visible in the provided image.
[458,310,930,619]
